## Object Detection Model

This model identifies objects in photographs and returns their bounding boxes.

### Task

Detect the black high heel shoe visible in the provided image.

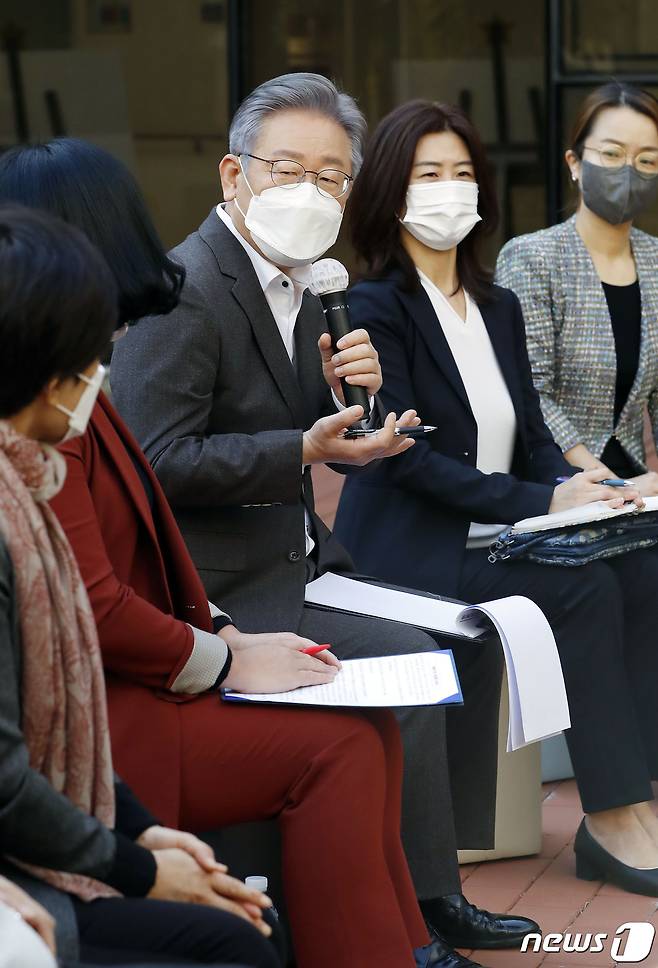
[575,818,658,896]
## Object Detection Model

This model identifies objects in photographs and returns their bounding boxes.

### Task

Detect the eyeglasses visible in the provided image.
[242,153,353,198]
[583,143,658,177]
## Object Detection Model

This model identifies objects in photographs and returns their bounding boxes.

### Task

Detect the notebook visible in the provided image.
[511,494,658,535]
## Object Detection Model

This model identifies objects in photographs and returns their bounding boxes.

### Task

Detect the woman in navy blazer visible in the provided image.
[334,100,658,897]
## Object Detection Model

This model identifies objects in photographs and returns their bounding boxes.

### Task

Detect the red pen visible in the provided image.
[302,644,332,656]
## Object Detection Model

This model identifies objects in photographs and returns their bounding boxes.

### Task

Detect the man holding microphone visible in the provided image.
[111,72,536,965]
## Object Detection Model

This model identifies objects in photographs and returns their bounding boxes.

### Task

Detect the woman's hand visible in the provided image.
[148,848,272,936]
[302,406,420,466]
[223,641,340,693]
[626,471,658,497]
[220,627,341,669]
[549,468,644,514]
[138,826,224,873]
[0,876,56,954]
[563,442,613,474]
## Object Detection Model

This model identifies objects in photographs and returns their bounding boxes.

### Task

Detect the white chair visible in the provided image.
[458,678,542,863]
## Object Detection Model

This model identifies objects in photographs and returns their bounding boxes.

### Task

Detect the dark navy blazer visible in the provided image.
[333,272,573,597]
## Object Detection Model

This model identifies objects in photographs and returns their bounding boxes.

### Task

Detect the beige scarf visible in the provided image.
[0,420,117,901]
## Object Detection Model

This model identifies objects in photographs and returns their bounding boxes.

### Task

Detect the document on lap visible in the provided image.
[222,651,463,707]
[303,572,571,752]
[511,494,658,534]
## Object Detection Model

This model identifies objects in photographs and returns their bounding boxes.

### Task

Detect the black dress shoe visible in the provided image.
[423,893,539,950]
[414,931,485,967]
[575,818,658,896]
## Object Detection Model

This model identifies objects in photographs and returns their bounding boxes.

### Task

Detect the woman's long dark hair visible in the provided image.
[350,100,499,302]
[0,138,184,325]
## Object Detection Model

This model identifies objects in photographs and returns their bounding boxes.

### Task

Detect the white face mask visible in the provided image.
[236,160,344,267]
[54,364,105,442]
[400,180,482,251]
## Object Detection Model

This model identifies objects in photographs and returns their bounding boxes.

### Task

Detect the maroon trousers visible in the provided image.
[172,696,428,968]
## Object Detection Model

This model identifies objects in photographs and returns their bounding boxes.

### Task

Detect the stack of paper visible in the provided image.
[304,573,483,639]
[304,573,571,751]
[457,596,570,750]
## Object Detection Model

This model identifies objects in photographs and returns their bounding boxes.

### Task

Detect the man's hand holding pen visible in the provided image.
[302,406,421,466]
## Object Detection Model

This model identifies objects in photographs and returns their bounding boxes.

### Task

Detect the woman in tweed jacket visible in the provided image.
[497,82,658,489]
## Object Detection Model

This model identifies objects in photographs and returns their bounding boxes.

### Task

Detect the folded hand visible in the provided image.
[148,848,272,935]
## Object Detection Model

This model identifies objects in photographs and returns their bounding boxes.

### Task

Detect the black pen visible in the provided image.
[342,425,437,439]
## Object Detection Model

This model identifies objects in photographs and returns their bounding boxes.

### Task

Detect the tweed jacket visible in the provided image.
[496,215,658,470]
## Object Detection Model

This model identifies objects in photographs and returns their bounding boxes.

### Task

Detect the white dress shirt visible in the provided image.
[216,204,313,358]
[418,271,517,549]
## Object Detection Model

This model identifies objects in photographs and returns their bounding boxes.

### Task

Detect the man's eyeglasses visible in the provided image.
[583,142,658,177]
[241,154,353,198]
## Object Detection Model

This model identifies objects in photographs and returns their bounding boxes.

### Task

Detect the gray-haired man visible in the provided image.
[111,73,537,966]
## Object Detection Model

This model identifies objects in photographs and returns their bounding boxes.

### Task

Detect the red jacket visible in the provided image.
[50,392,217,825]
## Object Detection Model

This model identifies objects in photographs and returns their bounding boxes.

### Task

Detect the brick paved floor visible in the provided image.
[460,781,658,967]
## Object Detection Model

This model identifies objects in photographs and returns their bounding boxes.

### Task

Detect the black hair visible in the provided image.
[0,205,117,417]
[570,81,658,158]
[0,138,184,326]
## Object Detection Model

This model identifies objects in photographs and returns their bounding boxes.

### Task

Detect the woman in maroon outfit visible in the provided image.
[0,138,442,968]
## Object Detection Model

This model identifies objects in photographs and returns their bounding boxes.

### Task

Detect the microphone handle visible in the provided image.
[319,291,371,419]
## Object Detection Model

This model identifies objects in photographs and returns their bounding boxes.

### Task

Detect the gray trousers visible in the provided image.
[297,601,502,899]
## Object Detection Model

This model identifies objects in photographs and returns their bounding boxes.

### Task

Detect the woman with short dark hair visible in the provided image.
[334,99,658,896]
[0,204,278,968]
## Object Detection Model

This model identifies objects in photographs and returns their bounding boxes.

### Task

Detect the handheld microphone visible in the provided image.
[309,258,371,420]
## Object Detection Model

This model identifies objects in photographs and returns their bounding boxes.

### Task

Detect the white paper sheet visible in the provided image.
[305,573,571,751]
[222,651,462,708]
[458,596,571,751]
[304,572,481,638]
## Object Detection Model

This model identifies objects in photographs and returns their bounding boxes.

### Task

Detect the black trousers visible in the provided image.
[459,546,658,813]
[74,898,280,968]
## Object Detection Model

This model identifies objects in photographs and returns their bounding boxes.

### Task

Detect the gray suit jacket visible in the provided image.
[111,211,368,631]
[496,215,658,469]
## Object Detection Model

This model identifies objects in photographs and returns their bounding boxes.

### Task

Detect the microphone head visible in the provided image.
[309,258,350,296]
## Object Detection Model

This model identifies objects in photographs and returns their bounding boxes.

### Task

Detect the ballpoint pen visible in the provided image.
[555,476,630,486]
[302,644,332,656]
[342,425,437,439]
